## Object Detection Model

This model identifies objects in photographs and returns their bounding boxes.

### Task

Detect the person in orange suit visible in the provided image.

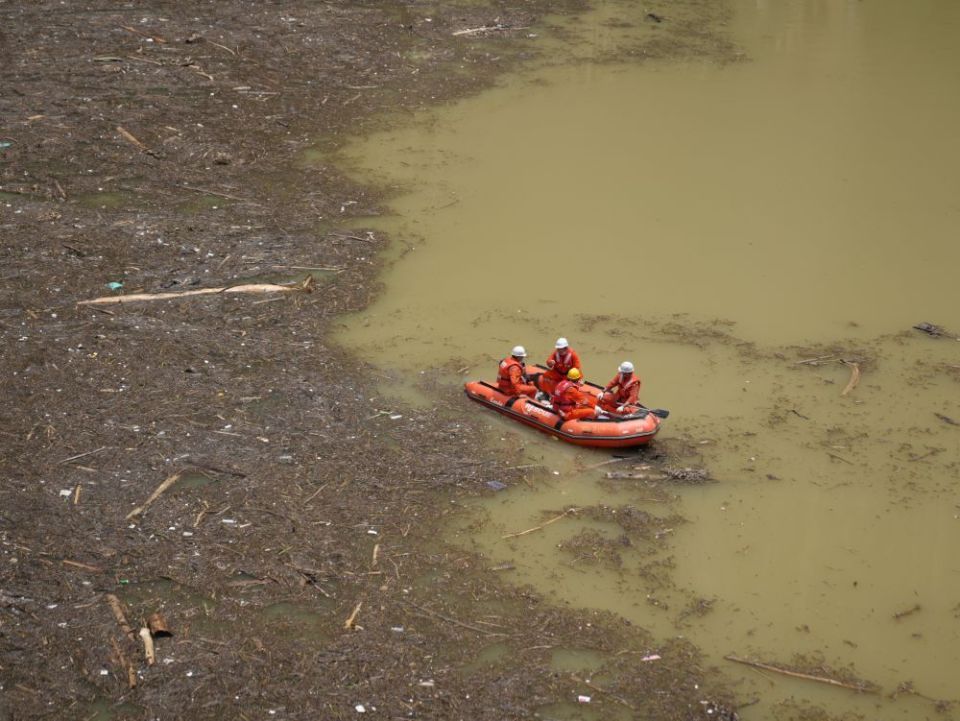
[598,361,641,415]
[497,345,537,398]
[551,368,597,421]
[539,337,582,395]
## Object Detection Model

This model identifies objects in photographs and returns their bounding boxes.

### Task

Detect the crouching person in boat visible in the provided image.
[598,361,641,415]
[539,337,582,395]
[552,368,598,421]
[498,345,538,399]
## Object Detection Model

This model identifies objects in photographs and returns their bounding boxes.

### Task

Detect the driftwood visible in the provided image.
[139,627,156,665]
[105,594,136,640]
[125,472,182,520]
[110,636,137,688]
[893,603,921,621]
[724,654,879,693]
[80,276,314,307]
[841,360,861,396]
[502,508,578,540]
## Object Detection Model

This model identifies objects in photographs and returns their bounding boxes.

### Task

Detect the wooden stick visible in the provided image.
[841,360,861,396]
[502,508,578,539]
[400,600,508,637]
[724,655,879,693]
[343,601,363,630]
[179,184,250,202]
[57,446,107,465]
[80,282,308,307]
[139,627,156,666]
[110,636,137,688]
[893,603,921,620]
[62,559,103,573]
[106,594,136,640]
[371,543,380,568]
[125,472,181,520]
[117,126,149,151]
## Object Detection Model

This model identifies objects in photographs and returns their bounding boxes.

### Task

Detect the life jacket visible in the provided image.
[498,356,526,392]
[608,373,639,402]
[549,348,577,376]
[553,379,578,412]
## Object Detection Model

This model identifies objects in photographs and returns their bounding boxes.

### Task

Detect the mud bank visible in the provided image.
[0,2,741,719]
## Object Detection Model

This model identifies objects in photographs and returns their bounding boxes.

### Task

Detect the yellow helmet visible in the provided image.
[567,368,582,381]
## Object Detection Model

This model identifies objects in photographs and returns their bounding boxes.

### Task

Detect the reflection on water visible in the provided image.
[335,0,960,718]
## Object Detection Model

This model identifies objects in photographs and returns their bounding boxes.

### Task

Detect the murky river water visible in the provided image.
[334,1,960,718]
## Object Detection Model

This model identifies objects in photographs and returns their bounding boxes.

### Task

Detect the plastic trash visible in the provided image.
[577,695,591,703]
[105,281,123,291]
[0,141,13,149]
[486,480,507,491]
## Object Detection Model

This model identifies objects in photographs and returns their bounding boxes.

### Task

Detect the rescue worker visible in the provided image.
[551,368,597,421]
[539,337,582,395]
[497,345,538,398]
[598,361,641,415]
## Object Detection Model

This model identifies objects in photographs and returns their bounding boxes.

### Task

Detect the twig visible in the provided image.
[400,600,508,637]
[724,655,879,693]
[105,594,136,640]
[206,39,236,55]
[826,452,853,465]
[125,472,182,520]
[179,183,251,202]
[57,446,107,465]
[116,126,162,159]
[303,483,328,505]
[62,559,103,573]
[796,355,837,365]
[120,25,166,43]
[452,24,526,36]
[343,601,363,630]
[841,360,861,396]
[502,508,578,539]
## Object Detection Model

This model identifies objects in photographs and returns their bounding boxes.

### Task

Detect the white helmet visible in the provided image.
[511,345,527,358]
[555,337,569,349]
[619,361,634,374]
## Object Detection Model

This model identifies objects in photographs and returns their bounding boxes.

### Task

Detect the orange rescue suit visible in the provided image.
[552,378,596,421]
[599,372,641,413]
[498,357,537,398]
[540,347,582,394]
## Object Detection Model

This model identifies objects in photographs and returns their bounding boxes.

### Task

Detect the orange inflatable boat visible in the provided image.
[464,364,667,449]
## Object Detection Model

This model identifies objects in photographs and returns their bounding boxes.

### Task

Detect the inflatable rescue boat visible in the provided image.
[464,364,666,449]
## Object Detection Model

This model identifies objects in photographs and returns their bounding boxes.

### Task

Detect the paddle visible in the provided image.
[625,407,670,420]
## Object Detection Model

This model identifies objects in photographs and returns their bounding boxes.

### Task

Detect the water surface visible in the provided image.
[335,1,960,717]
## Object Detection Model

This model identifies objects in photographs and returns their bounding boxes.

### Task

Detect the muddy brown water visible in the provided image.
[335,1,960,718]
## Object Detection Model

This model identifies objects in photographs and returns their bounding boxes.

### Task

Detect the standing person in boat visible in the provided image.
[539,337,582,395]
[552,368,598,421]
[598,361,641,415]
[497,345,538,399]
